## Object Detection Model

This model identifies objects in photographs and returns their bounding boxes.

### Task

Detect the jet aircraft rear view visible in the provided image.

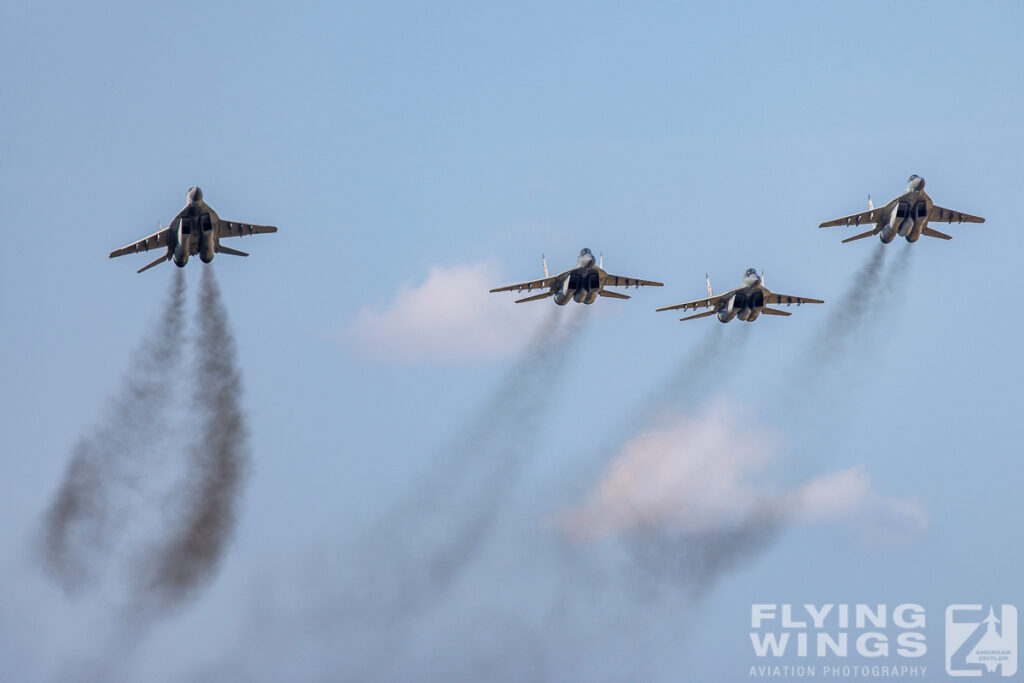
[109,187,278,273]
[819,175,984,244]
[657,269,823,322]
[490,248,663,305]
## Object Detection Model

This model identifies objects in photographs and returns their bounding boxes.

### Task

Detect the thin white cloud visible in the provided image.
[347,262,548,362]
[558,398,927,545]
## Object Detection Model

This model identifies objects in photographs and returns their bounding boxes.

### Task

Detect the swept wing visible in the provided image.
[601,272,663,288]
[489,274,561,294]
[818,205,888,229]
[928,205,984,224]
[656,288,737,314]
[765,292,824,306]
[109,225,173,258]
[217,220,278,238]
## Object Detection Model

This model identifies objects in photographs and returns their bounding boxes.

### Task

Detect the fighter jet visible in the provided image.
[819,175,984,244]
[490,248,663,304]
[109,187,277,273]
[656,269,822,322]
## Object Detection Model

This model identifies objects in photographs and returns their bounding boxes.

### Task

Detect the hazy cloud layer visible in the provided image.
[559,399,927,544]
[348,262,547,361]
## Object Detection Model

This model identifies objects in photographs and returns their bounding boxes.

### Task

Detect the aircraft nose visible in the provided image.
[189,186,203,202]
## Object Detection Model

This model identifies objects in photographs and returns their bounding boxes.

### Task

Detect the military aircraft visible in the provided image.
[656,269,823,322]
[490,248,663,304]
[819,175,984,244]
[109,187,277,273]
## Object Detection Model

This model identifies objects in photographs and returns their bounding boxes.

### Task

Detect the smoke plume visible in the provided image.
[559,399,926,595]
[316,306,586,680]
[881,242,914,293]
[384,307,582,604]
[38,266,253,683]
[805,242,887,365]
[39,269,187,591]
[542,325,765,601]
[143,267,250,608]
[416,307,584,592]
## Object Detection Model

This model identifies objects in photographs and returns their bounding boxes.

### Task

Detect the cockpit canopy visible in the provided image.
[744,267,759,279]
[580,248,593,257]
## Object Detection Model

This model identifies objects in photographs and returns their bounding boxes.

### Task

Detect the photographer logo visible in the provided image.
[946,604,1017,677]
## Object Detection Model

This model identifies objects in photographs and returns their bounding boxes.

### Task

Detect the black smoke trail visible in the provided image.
[143,266,250,608]
[881,241,914,295]
[311,307,587,679]
[626,500,788,597]
[420,308,587,590]
[39,269,187,592]
[375,307,584,609]
[546,324,768,602]
[804,242,887,366]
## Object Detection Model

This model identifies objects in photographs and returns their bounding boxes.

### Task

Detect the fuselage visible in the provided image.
[717,268,766,322]
[879,175,932,244]
[171,186,220,267]
[552,248,603,305]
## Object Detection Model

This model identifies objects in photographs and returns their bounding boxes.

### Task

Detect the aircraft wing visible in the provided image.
[489,276,558,294]
[109,226,172,258]
[656,289,734,313]
[929,206,985,224]
[765,292,824,306]
[602,273,663,288]
[218,220,278,237]
[819,208,885,229]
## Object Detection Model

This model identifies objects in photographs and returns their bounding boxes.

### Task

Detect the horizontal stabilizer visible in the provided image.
[598,290,630,300]
[679,310,716,322]
[841,228,877,244]
[216,244,249,257]
[761,307,792,317]
[515,291,554,304]
[137,253,170,273]
[921,227,952,240]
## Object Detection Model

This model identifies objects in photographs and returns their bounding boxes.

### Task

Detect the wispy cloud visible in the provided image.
[347,262,548,362]
[558,398,927,545]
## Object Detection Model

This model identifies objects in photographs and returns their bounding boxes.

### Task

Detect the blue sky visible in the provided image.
[2,2,1022,680]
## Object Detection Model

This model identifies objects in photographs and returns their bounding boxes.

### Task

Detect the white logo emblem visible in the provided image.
[946,604,1018,677]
